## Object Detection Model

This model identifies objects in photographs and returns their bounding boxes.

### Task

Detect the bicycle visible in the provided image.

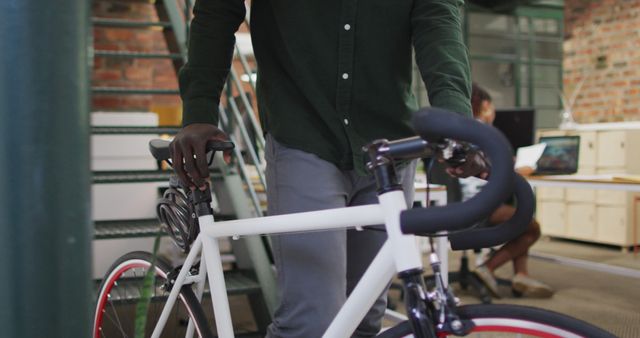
[93,108,616,338]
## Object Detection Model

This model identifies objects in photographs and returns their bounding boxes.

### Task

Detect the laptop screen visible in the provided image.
[536,136,580,175]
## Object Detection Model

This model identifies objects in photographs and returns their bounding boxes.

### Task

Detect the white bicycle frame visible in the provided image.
[150,189,429,338]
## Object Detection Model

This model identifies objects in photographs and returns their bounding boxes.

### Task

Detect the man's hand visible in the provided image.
[445,151,490,179]
[170,123,231,190]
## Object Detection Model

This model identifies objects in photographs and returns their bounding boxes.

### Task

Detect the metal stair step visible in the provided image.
[92,17,172,29]
[94,219,163,239]
[92,170,224,184]
[94,216,236,240]
[95,50,183,59]
[92,126,181,135]
[92,87,179,95]
[225,271,264,295]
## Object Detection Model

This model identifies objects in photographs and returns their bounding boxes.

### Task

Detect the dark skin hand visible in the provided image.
[170,123,232,190]
[444,151,490,179]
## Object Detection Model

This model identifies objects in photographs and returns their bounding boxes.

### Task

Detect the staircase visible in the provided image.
[91,0,274,335]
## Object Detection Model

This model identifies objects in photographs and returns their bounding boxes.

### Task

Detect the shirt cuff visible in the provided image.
[181,97,219,127]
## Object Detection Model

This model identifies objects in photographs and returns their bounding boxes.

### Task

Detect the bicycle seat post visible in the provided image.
[190,184,214,217]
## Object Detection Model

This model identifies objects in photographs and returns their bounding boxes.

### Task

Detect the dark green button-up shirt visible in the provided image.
[180,0,471,173]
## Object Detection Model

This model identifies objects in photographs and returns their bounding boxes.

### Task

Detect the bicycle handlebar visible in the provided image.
[400,107,518,236]
[448,174,534,250]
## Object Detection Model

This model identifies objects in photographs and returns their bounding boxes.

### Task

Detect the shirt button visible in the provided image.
[342,73,349,80]
[343,118,349,125]
[344,24,351,31]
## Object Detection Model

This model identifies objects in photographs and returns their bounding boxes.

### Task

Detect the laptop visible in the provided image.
[533,135,580,175]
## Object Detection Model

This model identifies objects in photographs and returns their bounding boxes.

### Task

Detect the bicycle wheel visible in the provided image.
[377,304,615,338]
[93,251,214,338]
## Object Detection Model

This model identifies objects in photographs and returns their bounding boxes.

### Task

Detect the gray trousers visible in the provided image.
[264,135,416,338]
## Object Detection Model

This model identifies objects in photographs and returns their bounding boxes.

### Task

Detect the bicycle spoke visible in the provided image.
[108,295,127,335]
[95,253,210,338]
[103,308,128,338]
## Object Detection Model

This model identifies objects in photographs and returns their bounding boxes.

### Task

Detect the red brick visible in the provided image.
[120,96,153,110]
[152,96,181,106]
[92,96,122,110]
[125,67,152,81]
[105,58,134,69]
[104,29,135,41]
[93,69,123,82]
[93,57,105,69]
[93,42,120,51]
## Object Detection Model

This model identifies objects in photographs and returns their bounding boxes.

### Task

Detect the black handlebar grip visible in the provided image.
[385,136,433,159]
[400,107,515,235]
[149,139,234,162]
[448,174,534,250]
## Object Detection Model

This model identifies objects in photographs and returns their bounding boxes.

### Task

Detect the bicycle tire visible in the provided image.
[377,304,616,338]
[93,251,214,338]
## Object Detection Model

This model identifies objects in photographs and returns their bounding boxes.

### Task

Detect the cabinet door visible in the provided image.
[536,187,565,201]
[566,188,596,203]
[566,203,597,240]
[578,131,597,168]
[597,131,626,168]
[538,201,566,236]
[596,206,628,245]
[596,190,627,205]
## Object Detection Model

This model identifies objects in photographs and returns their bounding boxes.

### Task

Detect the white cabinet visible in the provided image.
[535,127,640,248]
[596,206,628,245]
[578,131,597,169]
[566,203,596,241]
[596,131,640,172]
[538,201,566,237]
[566,188,595,203]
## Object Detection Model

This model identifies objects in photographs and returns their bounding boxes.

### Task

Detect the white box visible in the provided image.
[91,111,159,126]
[92,182,166,221]
[91,112,160,171]
[91,134,159,170]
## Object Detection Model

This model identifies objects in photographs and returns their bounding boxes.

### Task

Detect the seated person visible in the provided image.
[468,83,554,298]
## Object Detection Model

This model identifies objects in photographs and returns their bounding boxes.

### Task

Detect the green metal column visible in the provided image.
[0,1,91,337]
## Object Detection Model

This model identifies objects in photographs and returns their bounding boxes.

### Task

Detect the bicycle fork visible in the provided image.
[398,269,438,338]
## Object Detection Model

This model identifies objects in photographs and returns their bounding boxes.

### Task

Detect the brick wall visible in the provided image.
[563,0,640,123]
[92,0,255,126]
[93,0,182,124]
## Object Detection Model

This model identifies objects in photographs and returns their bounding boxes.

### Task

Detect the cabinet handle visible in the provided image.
[621,142,625,148]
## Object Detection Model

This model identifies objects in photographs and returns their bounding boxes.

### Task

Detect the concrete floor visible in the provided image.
[221,237,640,337]
[431,238,640,338]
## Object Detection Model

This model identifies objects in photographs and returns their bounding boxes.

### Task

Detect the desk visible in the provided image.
[528,175,640,252]
[528,175,640,192]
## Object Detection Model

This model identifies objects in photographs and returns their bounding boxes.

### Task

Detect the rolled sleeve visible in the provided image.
[412,0,472,117]
[179,0,246,127]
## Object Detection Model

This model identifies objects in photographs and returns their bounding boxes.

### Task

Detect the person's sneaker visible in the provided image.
[473,265,501,298]
[512,274,555,298]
